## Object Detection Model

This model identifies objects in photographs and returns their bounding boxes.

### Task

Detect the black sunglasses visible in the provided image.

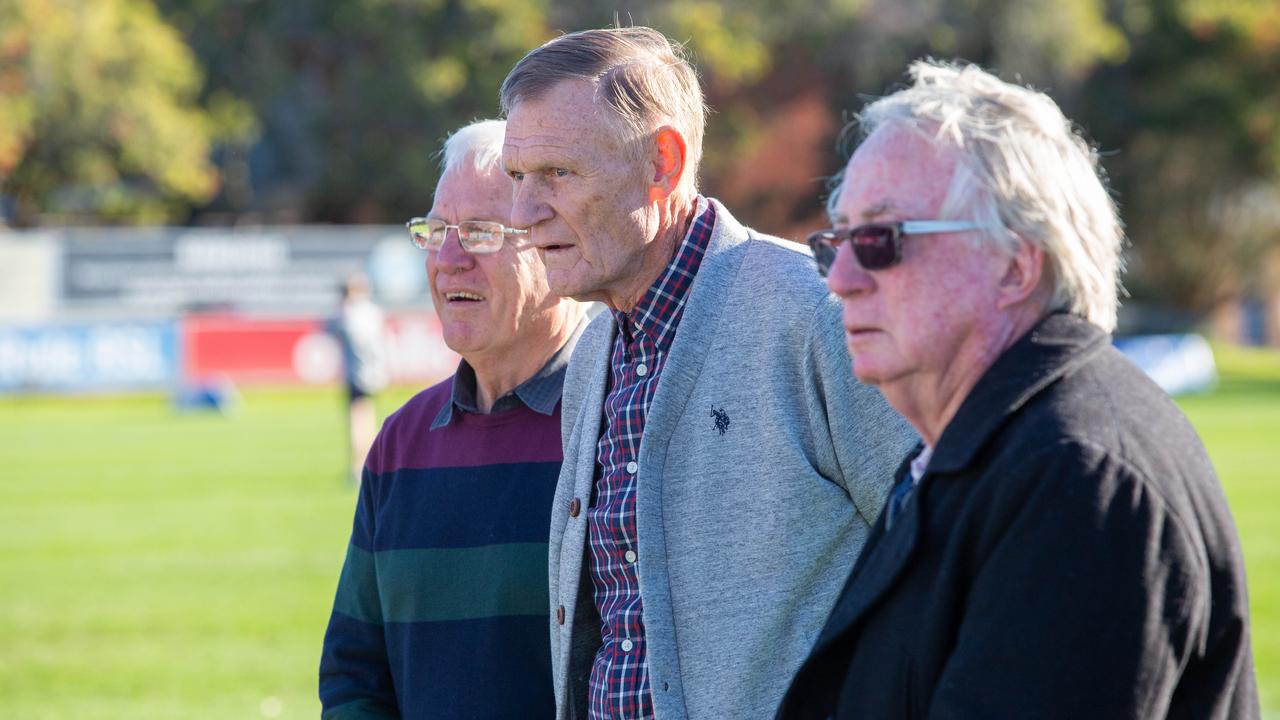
[806,220,982,275]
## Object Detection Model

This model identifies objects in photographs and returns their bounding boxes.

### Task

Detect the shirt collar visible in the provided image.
[909,444,933,484]
[615,195,715,353]
[430,319,585,430]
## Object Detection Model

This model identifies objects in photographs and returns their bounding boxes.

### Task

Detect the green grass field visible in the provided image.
[0,347,1277,719]
[1176,345,1280,714]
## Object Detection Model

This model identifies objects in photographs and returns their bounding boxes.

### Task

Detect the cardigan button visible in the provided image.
[569,498,581,518]
[556,606,565,625]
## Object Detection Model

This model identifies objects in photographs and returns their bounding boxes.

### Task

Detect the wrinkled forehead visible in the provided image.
[503,80,634,164]
[506,77,615,126]
[430,163,512,222]
[833,124,960,223]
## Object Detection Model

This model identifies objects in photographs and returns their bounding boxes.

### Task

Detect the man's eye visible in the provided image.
[552,168,568,178]
[509,171,524,181]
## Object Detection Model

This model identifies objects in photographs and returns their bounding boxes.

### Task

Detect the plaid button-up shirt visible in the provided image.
[587,197,715,719]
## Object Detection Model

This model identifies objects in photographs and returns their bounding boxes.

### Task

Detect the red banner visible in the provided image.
[181,312,458,386]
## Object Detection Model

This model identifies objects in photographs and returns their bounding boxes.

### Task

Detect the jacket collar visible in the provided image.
[808,313,1108,660]
[639,197,753,447]
[927,312,1109,475]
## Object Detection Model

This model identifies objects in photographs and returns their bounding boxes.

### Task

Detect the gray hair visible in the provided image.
[499,26,706,192]
[832,60,1125,331]
[439,119,507,176]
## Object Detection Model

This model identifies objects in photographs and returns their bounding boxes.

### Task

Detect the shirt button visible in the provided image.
[569,498,581,518]
[625,549,637,563]
[626,461,638,474]
[620,639,634,652]
[636,362,648,376]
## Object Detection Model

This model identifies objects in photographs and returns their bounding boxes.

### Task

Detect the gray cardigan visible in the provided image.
[548,200,917,720]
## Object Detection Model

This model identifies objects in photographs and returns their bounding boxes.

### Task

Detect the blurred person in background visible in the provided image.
[501,27,916,720]
[329,272,388,485]
[319,119,586,719]
[776,60,1259,719]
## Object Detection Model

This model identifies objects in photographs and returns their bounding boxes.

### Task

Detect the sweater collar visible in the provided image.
[430,319,585,429]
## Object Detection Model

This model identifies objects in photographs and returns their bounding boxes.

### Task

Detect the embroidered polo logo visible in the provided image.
[710,405,730,435]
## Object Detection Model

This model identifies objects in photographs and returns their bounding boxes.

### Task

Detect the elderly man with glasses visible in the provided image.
[777,60,1258,720]
[319,119,585,720]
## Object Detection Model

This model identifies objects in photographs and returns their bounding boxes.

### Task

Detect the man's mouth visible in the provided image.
[445,291,485,303]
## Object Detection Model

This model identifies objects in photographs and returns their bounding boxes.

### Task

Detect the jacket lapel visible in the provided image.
[558,317,614,720]
[810,315,1107,653]
[811,477,923,651]
[572,318,614,504]
[640,199,752,464]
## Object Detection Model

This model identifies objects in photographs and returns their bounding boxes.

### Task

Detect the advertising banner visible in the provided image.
[0,320,180,392]
[182,312,457,387]
[57,225,427,317]
[0,311,456,394]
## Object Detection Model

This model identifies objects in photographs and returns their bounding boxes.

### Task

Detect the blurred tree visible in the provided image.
[644,0,1280,316]
[146,0,1157,230]
[155,0,551,223]
[19,0,1269,317]
[548,0,1139,235]
[0,0,247,225]
[1079,0,1280,313]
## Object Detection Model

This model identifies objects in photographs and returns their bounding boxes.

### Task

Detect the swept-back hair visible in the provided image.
[832,60,1125,330]
[500,26,707,191]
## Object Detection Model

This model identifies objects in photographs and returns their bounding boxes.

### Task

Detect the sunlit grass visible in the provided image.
[1177,344,1280,715]
[0,349,1275,718]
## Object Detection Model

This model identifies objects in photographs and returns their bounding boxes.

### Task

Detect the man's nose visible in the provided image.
[510,182,554,230]
[433,227,474,272]
[827,243,875,298]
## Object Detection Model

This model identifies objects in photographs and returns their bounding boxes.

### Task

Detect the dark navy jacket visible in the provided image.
[778,313,1259,720]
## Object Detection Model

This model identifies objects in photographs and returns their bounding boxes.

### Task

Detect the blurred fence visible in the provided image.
[0,226,456,395]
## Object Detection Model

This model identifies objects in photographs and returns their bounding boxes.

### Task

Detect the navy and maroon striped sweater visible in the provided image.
[320,375,562,719]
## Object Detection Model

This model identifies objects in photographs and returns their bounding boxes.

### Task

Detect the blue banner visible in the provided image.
[1114,333,1218,396]
[0,320,180,393]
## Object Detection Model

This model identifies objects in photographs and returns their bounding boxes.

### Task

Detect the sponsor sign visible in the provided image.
[0,311,456,394]
[59,226,426,316]
[182,312,457,386]
[0,320,179,392]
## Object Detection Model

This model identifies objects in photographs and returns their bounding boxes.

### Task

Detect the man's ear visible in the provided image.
[995,240,1047,311]
[648,126,687,202]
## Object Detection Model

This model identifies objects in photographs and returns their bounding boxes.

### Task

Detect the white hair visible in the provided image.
[439,119,506,176]
[832,59,1125,331]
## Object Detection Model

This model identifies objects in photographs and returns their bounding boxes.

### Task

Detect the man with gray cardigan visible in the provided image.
[501,27,917,720]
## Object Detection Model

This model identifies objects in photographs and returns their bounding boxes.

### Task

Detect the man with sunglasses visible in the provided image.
[777,60,1258,719]
[501,27,916,720]
[319,119,585,719]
